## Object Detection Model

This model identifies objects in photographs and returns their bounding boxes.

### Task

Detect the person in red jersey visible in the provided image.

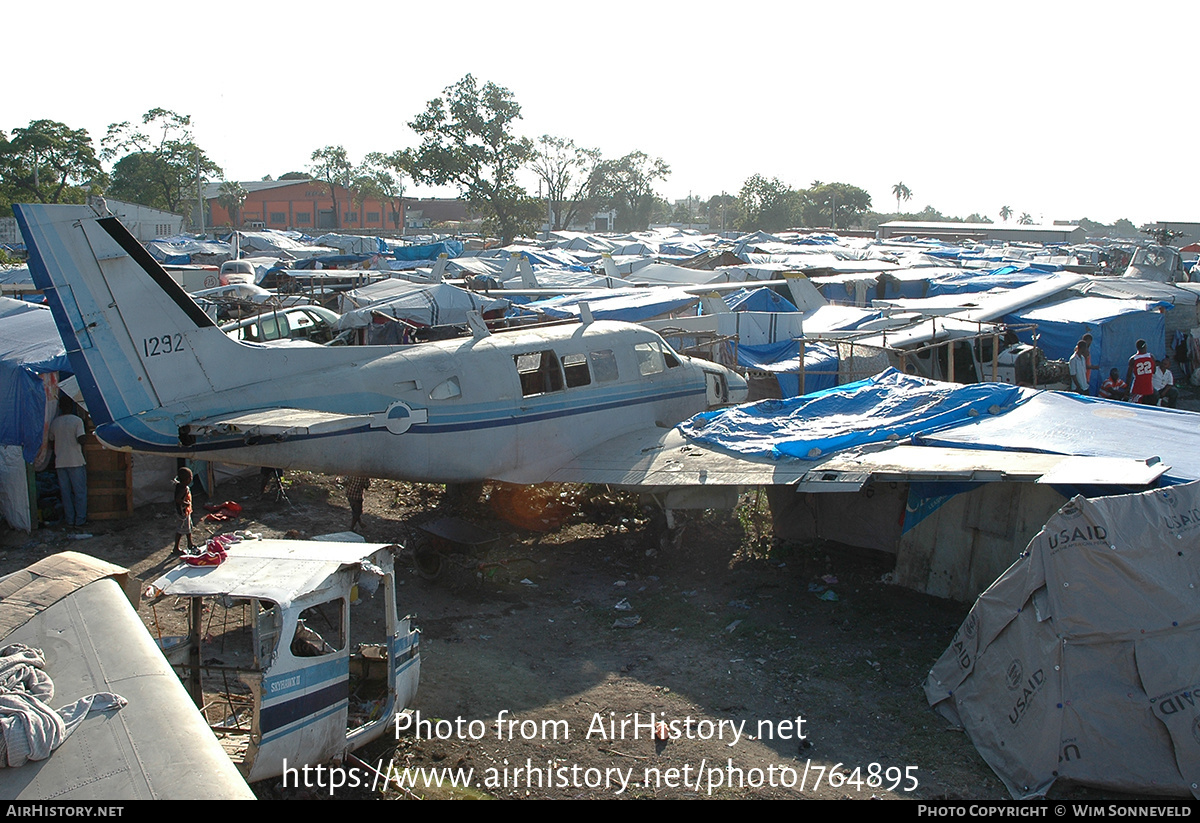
[1125,339,1157,404]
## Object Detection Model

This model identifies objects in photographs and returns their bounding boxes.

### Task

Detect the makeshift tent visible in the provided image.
[926,482,1200,799]
[1005,296,1169,391]
[735,340,838,397]
[393,240,464,261]
[0,299,70,463]
[722,287,798,313]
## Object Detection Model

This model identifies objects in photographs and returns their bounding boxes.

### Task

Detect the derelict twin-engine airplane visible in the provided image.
[16,203,747,483]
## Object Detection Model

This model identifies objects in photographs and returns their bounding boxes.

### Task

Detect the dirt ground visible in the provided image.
[0,462,1166,801]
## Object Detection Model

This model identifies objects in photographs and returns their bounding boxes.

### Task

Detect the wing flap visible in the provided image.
[189,408,373,437]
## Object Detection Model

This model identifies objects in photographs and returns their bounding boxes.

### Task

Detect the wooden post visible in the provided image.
[189,596,203,709]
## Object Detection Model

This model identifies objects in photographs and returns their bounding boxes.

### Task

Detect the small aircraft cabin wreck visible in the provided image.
[144,538,420,783]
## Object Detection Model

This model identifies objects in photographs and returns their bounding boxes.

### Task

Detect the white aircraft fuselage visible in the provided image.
[17,204,746,484]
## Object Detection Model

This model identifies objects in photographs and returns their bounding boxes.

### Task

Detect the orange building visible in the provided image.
[204,180,404,233]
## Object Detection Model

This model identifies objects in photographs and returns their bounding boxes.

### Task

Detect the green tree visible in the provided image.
[279,171,311,181]
[736,174,801,231]
[102,109,221,214]
[352,152,407,231]
[891,181,912,213]
[999,205,1012,222]
[803,181,871,229]
[309,146,353,230]
[1018,212,1033,225]
[216,180,247,227]
[529,135,599,232]
[0,120,105,210]
[404,74,535,245]
[588,151,670,232]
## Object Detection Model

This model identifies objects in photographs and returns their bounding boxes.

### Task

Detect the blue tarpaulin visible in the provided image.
[680,369,1030,460]
[394,240,464,261]
[723,287,798,313]
[0,300,71,462]
[736,340,838,397]
[523,288,698,323]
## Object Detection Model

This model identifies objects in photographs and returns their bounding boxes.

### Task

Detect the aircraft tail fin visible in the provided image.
[15,204,230,430]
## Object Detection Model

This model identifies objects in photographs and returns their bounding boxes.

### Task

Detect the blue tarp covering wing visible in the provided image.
[723,287,798,313]
[524,288,698,323]
[917,390,1200,484]
[680,369,1030,460]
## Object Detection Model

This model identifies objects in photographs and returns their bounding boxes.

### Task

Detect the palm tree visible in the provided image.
[216,180,247,227]
[1018,212,1033,225]
[999,205,1012,223]
[892,182,912,213]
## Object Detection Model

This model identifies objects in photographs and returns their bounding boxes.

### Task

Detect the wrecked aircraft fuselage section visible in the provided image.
[145,539,419,783]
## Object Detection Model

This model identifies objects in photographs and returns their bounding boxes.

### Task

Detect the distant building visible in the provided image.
[203,180,405,234]
[878,220,1085,245]
[1,199,182,246]
[403,198,472,230]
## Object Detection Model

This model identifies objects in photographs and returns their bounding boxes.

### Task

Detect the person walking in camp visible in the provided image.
[48,399,87,528]
[346,476,371,533]
[1125,339,1157,404]
[1069,341,1089,394]
[174,467,196,553]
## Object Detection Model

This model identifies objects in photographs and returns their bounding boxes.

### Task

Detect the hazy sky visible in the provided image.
[8,0,1194,226]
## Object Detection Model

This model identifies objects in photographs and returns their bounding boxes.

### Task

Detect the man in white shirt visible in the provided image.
[1068,341,1089,394]
[48,404,87,527]
[1152,356,1179,408]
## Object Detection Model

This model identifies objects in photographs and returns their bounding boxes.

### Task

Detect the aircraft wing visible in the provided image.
[189,408,374,437]
[546,428,1168,491]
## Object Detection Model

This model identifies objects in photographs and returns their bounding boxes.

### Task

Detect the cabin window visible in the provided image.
[430,376,461,400]
[590,349,619,382]
[659,342,681,368]
[259,313,289,342]
[291,599,345,657]
[514,350,565,397]
[561,353,591,388]
[634,342,665,376]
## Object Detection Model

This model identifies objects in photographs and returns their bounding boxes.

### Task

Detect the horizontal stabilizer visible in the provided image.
[189,408,373,438]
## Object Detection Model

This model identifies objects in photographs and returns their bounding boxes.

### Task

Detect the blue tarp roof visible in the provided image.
[394,240,464,261]
[926,264,1060,296]
[0,300,71,462]
[681,369,1030,460]
[523,288,698,323]
[723,287,798,313]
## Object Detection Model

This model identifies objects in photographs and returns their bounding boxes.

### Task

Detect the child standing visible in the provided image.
[174,467,196,553]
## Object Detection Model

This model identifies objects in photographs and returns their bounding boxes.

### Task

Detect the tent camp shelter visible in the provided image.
[925,483,1200,799]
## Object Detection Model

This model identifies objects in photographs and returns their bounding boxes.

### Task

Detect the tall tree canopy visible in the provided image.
[352,152,406,230]
[216,180,248,226]
[405,74,535,245]
[803,181,872,229]
[588,151,670,232]
[310,145,353,230]
[737,174,802,231]
[529,135,599,231]
[102,109,220,215]
[892,181,912,212]
[0,120,104,211]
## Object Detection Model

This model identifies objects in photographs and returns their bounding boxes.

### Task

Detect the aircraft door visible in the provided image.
[706,371,727,406]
